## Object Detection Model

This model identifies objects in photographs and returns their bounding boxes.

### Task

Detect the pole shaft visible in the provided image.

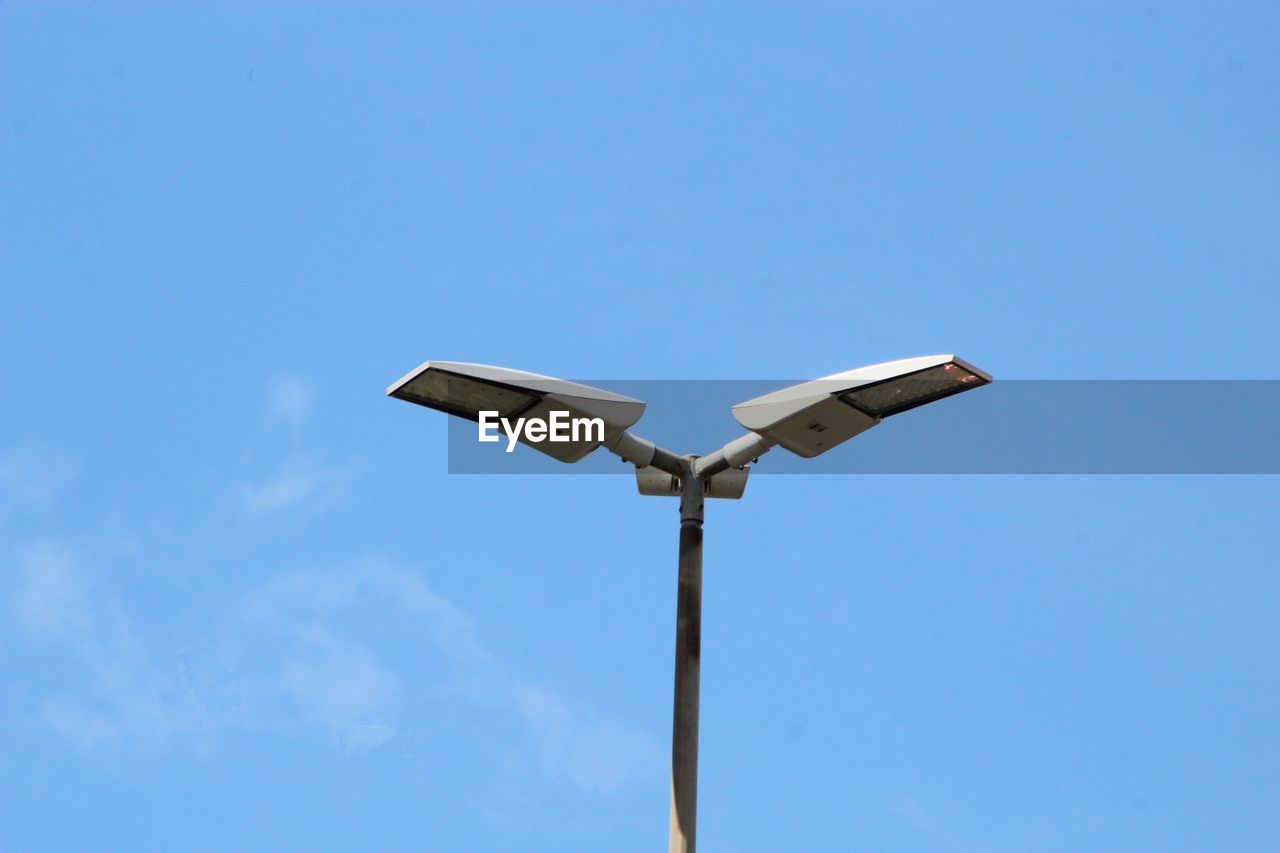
[670,466,704,853]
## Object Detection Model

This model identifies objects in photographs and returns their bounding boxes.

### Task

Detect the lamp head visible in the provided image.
[731,355,991,458]
[388,361,645,463]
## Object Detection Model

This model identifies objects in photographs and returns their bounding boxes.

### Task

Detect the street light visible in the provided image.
[725,355,991,458]
[388,361,647,463]
[387,355,992,853]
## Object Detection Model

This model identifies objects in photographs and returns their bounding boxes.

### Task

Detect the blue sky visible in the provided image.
[2,3,1278,850]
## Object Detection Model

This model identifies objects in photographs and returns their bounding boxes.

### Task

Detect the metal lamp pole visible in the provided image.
[670,458,704,852]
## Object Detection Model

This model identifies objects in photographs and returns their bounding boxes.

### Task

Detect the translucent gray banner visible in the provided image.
[444,380,1280,474]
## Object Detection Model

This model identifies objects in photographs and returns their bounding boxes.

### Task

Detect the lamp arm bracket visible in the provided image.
[604,431,686,477]
[692,432,776,479]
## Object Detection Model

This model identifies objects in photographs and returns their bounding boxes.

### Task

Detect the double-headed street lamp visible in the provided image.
[388,355,992,852]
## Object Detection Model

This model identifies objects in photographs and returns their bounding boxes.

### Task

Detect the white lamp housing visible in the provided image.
[387,361,646,463]
[730,355,991,458]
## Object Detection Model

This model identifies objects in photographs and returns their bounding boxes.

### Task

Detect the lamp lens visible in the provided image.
[839,362,986,417]
[392,370,539,421]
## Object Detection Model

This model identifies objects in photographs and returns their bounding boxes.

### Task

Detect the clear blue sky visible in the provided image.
[3,3,1278,850]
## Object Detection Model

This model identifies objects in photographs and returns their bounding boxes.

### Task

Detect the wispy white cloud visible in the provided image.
[9,542,94,642]
[238,459,354,514]
[6,543,185,751]
[4,550,658,793]
[220,560,659,789]
[342,722,397,752]
[515,684,660,795]
[40,701,133,752]
[0,446,75,513]
[281,627,401,737]
[239,377,359,516]
[268,375,314,429]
